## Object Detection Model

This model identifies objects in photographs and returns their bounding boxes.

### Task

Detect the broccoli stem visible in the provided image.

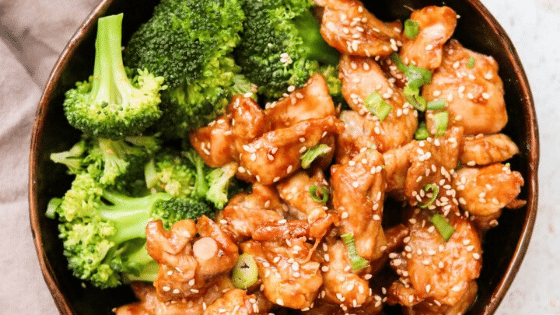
[293,10,340,66]
[98,190,171,244]
[90,14,133,107]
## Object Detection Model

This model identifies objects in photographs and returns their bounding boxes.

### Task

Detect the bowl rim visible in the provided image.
[28,0,539,314]
[28,1,114,313]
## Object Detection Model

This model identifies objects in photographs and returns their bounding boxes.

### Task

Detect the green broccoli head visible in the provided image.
[144,149,197,198]
[84,137,159,193]
[63,14,165,139]
[50,174,173,289]
[206,162,238,209]
[50,139,87,175]
[235,0,340,100]
[151,198,216,230]
[124,0,246,137]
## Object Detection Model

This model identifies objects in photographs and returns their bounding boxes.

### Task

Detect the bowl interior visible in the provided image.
[29,0,538,314]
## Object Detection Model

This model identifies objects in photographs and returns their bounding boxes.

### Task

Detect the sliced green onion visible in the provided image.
[407,64,432,87]
[232,253,259,289]
[466,56,476,69]
[309,185,329,203]
[390,53,408,73]
[404,85,427,111]
[341,233,369,271]
[404,19,419,39]
[420,184,439,208]
[430,214,455,241]
[427,99,446,110]
[455,160,463,171]
[390,53,432,87]
[414,121,429,140]
[433,111,449,136]
[301,144,332,169]
[365,91,392,121]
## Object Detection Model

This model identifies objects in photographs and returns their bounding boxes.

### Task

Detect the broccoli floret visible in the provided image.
[151,198,215,229]
[49,174,172,288]
[318,65,342,99]
[49,172,218,288]
[50,136,160,195]
[144,149,197,198]
[184,149,210,199]
[50,139,88,175]
[63,14,166,139]
[235,0,340,100]
[124,0,246,137]
[206,162,238,209]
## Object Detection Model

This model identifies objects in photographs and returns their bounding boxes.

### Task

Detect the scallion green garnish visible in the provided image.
[232,253,259,289]
[404,85,427,111]
[414,121,429,140]
[433,111,449,136]
[420,184,439,208]
[341,233,369,271]
[427,99,446,110]
[407,64,432,88]
[404,19,419,39]
[309,185,329,203]
[466,56,476,69]
[430,214,455,241]
[365,91,392,121]
[390,52,408,73]
[301,144,331,169]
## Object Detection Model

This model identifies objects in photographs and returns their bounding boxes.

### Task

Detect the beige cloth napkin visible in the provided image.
[0,0,98,313]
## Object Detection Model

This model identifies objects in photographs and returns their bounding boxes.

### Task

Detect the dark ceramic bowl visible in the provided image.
[29,0,539,314]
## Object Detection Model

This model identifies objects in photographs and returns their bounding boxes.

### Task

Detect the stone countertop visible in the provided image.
[0,0,557,314]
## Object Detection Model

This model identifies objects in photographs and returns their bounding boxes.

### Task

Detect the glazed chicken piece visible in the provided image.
[383,141,416,197]
[387,211,482,311]
[460,133,519,166]
[336,110,381,164]
[241,238,323,310]
[339,54,418,152]
[216,183,285,242]
[145,217,239,302]
[370,224,410,276]
[399,6,457,70]
[401,281,478,315]
[251,220,311,241]
[238,116,344,185]
[276,169,337,239]
[320,238,375,308]
[302,299,384,315]
[203,289,267,315]
[403,127,463,215]
[264,73,336,129]
[331,149,387,261]
[316,0,402,57]
[189,113,236,168]
[454,163,525,230]
[114,278,234,315]
[190,95,267,168]
[423,39,507,136]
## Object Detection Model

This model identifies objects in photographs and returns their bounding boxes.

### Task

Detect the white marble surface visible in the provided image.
[0,0,558,314]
